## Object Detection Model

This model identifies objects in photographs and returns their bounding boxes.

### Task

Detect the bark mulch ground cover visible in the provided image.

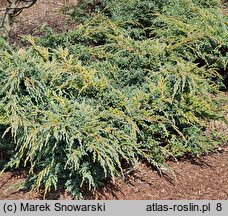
[0,145,227,200]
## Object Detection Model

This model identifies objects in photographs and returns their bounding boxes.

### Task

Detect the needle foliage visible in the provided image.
[0,0,227,198]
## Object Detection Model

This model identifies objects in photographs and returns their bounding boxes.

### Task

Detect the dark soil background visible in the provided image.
[0,0,227,200]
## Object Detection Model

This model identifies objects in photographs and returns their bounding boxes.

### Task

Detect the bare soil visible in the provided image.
[0,0,227,200]
[10,0,78,44]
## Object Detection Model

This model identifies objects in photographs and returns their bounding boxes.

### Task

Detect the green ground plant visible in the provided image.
[0,0,227,198]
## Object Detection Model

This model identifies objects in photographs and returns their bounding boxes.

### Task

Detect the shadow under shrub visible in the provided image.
[0,0,227,198]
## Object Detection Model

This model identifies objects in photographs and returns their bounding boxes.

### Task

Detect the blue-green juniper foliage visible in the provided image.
[0,0,227,198]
